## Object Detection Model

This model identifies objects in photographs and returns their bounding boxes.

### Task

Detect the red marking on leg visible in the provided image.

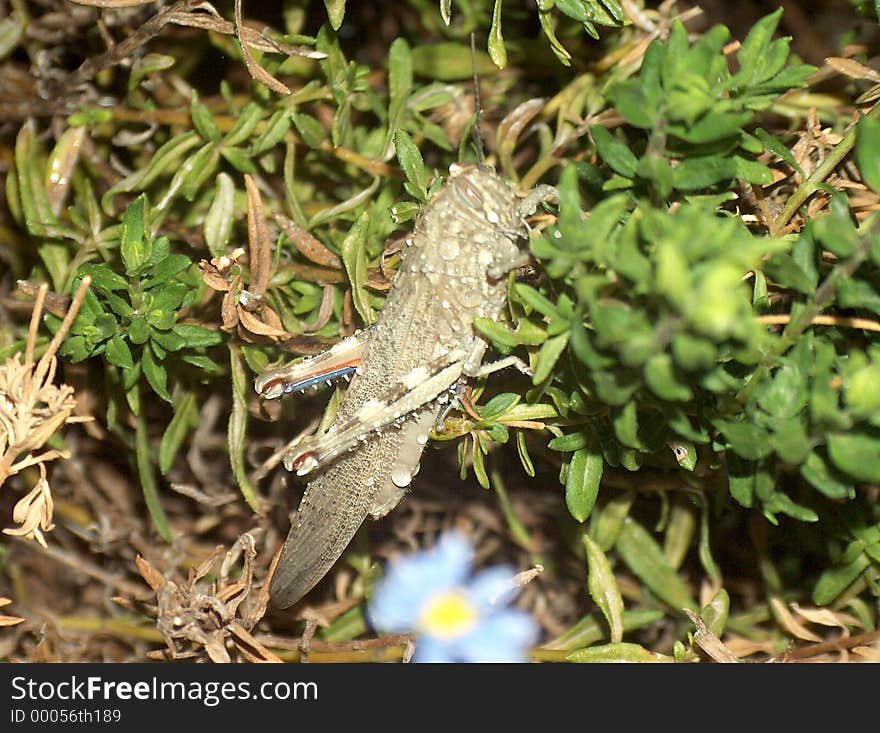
[257,377,285,397]
[292,451,317,471]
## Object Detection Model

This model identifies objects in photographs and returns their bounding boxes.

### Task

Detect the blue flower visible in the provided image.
[368,531,539,662]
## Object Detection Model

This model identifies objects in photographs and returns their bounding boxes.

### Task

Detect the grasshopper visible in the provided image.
[257,155,554,609]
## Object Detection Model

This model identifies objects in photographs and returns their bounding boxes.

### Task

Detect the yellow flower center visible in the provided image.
[419,590,479,639]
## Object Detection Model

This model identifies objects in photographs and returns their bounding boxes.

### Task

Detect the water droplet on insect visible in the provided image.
[391,466,412,488]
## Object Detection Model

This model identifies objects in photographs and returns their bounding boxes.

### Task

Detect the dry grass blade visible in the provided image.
[683,609,741,663]
[69,1,158,6]
[826,56,880,82]
[234,0,291,95]
[244,174,273,297]
[167,5,326,58]
[136,533,275,662]
[1,278,92,547]
[274,213,343,269]
[0,597,25,627]
[68,1,323,91]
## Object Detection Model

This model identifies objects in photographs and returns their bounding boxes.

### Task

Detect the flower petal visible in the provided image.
[456,611,539,663]
[369,531,474,632]
[468,565,518,609]
[412,636,456,663]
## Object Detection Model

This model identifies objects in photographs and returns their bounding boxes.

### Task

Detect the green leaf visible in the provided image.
[293,113,327,150]
[512,283,562,319]
[663,502,696,569]
[480,393,521,420]
[323,0,346,30]
[616,517,697,611]
[516,430,535,477]
[488,0,507,69]
[340,211,373,325]
[768,416,811,464]
[219,146,255,173]
[583,534,624,643]
[564,445,603,522]
[532,332,569,385]
[845,361,880,419]
[567,642,672,663]
[763,491,818,523]
[812,194,859,258]
[827,432,880,483]
[172,323,223,348]
[714,419,773,460]
[14,121,60,237]
[609,80,655,129]
[857,114,880,193]
[0,9,25,62]
[612,400,641,449]
[586,493,632,554]
[755,128,804,177]
[180,354,222,372]
[179,143,221,202]
[538,5,572,66]
[763,253,816,295]
[93,313,117,341]
[146,236,170,268]
[146,283,189,325]
[229,347,261,512]
[120,195,150,276]
[548,431,588,452]
[141,254,193,290]
[142,342,171,402]
[105,335,134,369]
[190,95,222,142]
[78,263,131,295]
[800,450,854,500]
[726,454,775,508]
[221,102,264,147]
[669,155,737,190]
[411,42,496,81]
[812,552,871,605]
[251,109,292,155]
[644,354,693,401]
[128,316,150,345]
[159,391,197,475]
[59,335,89,362]
[204,172,236,257]
[150,328,187,352]
[545,608,662,651]
[757,363,807,419]
[591,125,637,178]
[394,128,427,202]
[700,588,730,638]
[474,318,546,349]
[385,37,413,155]
[102,132,200,212]
[731,8,783,89]
[135,410,172,541]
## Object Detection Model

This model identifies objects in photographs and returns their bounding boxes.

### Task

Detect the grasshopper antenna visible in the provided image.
[469,33,485,165]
